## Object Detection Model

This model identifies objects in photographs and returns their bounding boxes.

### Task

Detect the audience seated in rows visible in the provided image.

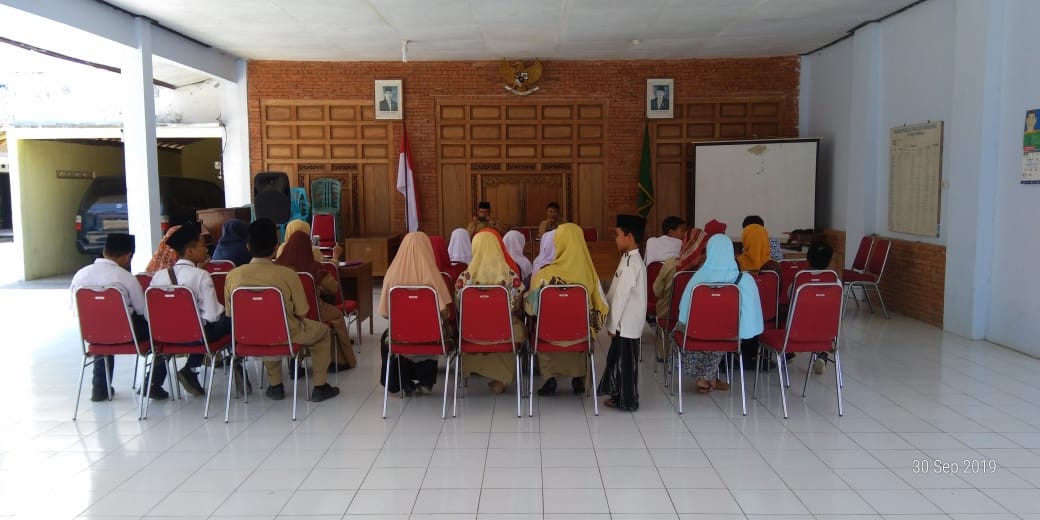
[212,218,252,266]
[644,215,686,265]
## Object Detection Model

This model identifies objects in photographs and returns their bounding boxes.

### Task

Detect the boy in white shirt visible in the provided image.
[598,214,647,411]
[149,223,230,396]
[644,216,686,265]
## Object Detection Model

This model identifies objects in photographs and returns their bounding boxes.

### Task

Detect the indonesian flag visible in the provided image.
[396,125,420,232]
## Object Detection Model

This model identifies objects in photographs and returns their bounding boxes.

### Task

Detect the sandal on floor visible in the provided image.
[604,398,618,408]
[695,379,713,393]
[712,379,731,391]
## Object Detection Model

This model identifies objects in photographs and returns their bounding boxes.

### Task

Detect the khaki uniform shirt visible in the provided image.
[224,258,310,336]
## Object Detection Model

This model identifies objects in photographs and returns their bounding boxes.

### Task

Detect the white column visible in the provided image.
[122,17,161,273]
[942,0,1005,338]
[844,23,883,260]
[218,58,251,207]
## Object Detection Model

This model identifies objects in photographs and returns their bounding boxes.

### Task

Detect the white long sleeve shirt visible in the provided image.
[644,235,682,265]
[149,259,225,323]
[70,258,147,317]
[606,249,647,339]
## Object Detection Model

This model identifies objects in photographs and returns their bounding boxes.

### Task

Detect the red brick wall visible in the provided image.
[248,58,800,234]
[875,237,945,328]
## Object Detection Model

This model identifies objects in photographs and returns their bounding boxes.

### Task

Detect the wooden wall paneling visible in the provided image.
[440,163,471,233]
[260,100,393,238]
[649,96,787,229]
[577,163,604,232]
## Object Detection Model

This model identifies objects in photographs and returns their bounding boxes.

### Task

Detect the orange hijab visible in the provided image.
[737,223,771,271]
[377,232,452,316]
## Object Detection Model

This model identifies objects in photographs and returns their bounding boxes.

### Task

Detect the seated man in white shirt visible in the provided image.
[149,223,231,396]
[643,216,686,265]
[70,233,170,402]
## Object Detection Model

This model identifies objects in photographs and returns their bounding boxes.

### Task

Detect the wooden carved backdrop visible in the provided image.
[260,100,393,238]
[436,100,607,235]
[650,97,787,229]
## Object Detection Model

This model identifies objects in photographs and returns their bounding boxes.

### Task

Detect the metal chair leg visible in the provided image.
[515,354,522,418]
[141,356,156,420]
[529,352,535,417]
[452,353,461,418]
[203,354,217,419]
[130,355,140,391]
[802,353,815,397]
[291,354,300,421]
[441,352,452,419]
[738,352,747,416]
[777,352,789,419]
[382,351,392,419]
[871,283,890,318]
[834,351,845,416]
[224,355,236,423]
[73,355,89,420]
[677,349,684,414]
[589,348,599,417]
[752,346,764,399]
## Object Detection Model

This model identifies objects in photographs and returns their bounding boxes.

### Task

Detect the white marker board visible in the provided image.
[692,138,819,237]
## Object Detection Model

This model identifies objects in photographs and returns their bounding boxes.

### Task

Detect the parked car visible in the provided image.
[75,176,225,256]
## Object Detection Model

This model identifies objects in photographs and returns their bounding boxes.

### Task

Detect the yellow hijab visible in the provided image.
[466,231,516,285]
[378,232,452,316]
[278,219,323,262]
[528,223,608,330]
[737,223,771,271]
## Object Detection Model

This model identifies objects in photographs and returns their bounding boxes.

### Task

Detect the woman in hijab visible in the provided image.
[378,232,454,394]
[503,230,533,284]
[531,229,556,277]
[653,219,727,324]
[454,231,526,394]
[212,219,252,266]
[276,231,356,369]
[447,228,472,265]
[675,234,763,392]
[278,219,324,261]
[145,225,182,274]
[736,220,772,271]
[525,223,609,396]
[474,228,520,276]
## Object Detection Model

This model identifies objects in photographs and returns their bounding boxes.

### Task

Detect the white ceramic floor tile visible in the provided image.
[793,489,876,515]
[605,488,675,514]
[542,467,603,488]
[478,488,542,514]
[347,489,419,515]
[213,490,294,516]
[481,466,541,488]
[668,489,742,514]
[360,466,427,489]
[600,466,664,488]
[857,490,944,515]
[278,489,355,516]
[413,488,481,514]
[542,488,608,514]
[730,490,810,515]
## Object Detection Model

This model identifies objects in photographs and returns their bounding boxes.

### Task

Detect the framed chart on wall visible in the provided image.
[888,121,943,237]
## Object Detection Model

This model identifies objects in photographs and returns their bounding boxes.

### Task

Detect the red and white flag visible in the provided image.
[396,125,420,232]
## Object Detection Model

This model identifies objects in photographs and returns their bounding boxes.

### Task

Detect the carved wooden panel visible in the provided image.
[650,97,788,228]
[260,100,393,238]
[437,100,607,235]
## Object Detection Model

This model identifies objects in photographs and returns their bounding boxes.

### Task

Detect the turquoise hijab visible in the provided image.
[677,234,764,340]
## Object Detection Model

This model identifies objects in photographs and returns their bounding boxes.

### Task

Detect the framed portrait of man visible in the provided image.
[646,78,674,119]
[375,79,403,120]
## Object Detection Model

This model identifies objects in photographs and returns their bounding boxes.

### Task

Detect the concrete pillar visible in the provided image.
[844,23,883,261]
[218,58,251,208]
[122,17,161,273]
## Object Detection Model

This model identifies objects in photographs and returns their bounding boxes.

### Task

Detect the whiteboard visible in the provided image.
[692,139,818,237]
[888,121,943,236]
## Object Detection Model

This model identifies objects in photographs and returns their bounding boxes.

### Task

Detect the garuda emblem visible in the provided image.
[500,59,542,96]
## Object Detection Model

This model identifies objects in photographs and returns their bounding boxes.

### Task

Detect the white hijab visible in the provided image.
[503,230,533,280]
[448,228,472,264]
[531,229,556,277]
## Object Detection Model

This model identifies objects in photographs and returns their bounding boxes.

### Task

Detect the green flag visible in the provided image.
[637,121,654,218]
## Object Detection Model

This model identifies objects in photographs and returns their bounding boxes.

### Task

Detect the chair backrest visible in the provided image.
[661,270,696,330]
[290,186,310,222]
[311,177,341,214]
[582,226,598,242]
[387,285,446,355]
[204,260,236,273]
[145,285,206,346]
[319,262,344,305]
[673,283,741,352]
[211,272,227,306]
[535,284,591,349]
[792,269,839,297]
[74,287,138,349]
[778,259,809,305]
[752,270,780,325]
[296,272,323,322]
[646,261,664,315]
[311,213,337,247]
[865,239,891,278]
[783,282,843,353]
[851,236,874,271]
[458,285,515,353]
[440,272,458,322]
[230,287,294,353]
[134,273,151,292]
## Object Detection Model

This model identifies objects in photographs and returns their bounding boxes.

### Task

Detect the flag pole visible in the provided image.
[403,122,409,235]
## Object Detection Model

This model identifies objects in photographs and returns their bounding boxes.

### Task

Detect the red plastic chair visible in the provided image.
[297,271,348,374]
[311,214,337,255]
[843,239,891,318]
[456,285,522,417]
[144,286,231,419]
[646,261,664,321]
[135,273,151,292]
[581,226,598,242]
[211,272,227,306]
[320,262,362,348]
[670,283,745,415]
[753,270,780,330]
[778,259,809,306]
[385,285,453,418]
[72,287,153,420]
[226,286,309,422]
[755,282,844,418]
[792,270,839,298]
[657,270,695,381]
[530,284,598,416]
[204,260,235,273]
[845,236,874,274]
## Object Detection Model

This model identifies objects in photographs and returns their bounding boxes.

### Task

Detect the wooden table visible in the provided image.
[338,261,374,334]
[344,235,402,277]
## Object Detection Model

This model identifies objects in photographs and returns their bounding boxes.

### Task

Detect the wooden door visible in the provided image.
[484,183,523,230]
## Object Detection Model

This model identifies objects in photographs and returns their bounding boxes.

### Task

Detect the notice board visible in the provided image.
[888,121,943,237]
